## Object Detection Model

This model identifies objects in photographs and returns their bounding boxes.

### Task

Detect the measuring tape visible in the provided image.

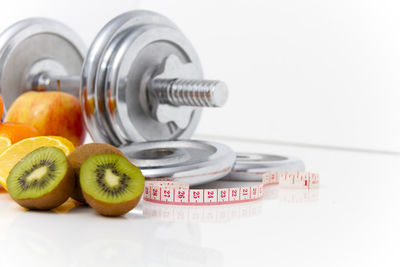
[143,171,319,206]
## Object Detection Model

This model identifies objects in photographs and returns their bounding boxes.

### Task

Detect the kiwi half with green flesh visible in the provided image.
[67,143,126,203]
[6,146,74,210]
[80,153,144,216]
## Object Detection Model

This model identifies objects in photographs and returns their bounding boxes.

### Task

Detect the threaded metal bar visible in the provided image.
[150,78,228,107]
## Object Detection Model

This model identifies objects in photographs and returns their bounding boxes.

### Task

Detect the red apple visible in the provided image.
[5,91,86,146]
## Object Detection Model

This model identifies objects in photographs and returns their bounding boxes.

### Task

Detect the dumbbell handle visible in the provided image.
[150,78,228,107]
[32,73,228,108]
[32,73,80,96]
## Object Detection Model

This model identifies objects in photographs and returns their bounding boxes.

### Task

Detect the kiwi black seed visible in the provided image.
[67,143,126,203]
[80,153,144,217]
[6,146,74,210]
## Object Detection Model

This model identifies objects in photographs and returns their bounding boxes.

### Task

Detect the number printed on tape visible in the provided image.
[144,171,319,206]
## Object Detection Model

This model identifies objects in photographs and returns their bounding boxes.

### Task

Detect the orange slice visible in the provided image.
[0,136,75,190]
[48,136,75,152]
[0,136,11,155]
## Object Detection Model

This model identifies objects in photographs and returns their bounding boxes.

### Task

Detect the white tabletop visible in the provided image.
[0,137,398,267]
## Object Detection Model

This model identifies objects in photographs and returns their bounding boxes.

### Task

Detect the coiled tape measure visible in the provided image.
[143,171,319,205]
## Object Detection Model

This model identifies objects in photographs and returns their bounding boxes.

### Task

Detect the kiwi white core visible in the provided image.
[26,166,48,182]
[105,169,120,187]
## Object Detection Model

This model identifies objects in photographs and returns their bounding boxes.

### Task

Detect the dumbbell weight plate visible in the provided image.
[224,152,306,181]
[0,18,85,109]
[121,140,236,186]
[81,10,203,147]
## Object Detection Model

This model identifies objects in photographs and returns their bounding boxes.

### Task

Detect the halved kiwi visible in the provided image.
[80,153,144,216]
[67,143,126,203]
[7,146,74,210]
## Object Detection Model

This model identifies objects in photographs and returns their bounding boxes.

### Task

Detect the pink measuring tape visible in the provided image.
[143,171,319,206]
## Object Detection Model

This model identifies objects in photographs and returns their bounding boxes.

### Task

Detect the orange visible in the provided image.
[0,95,3,119]
[0,136,75,189]
[0,136,11,155]
[0,122,40,144]
[48,136,75,152]
[52,198,82,214]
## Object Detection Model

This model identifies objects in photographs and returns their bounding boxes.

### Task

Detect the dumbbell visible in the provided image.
[0,10,229,147]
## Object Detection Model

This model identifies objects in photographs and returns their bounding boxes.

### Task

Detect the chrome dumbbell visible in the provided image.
[0,10,228,147]
[0,11,306,186]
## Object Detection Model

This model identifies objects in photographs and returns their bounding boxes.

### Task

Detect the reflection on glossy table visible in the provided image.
[0,138,398,267]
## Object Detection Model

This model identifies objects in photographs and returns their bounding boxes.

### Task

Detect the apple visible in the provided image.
[5,91,86,146]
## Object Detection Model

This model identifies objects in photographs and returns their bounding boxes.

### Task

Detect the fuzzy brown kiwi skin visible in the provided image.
[12,161,75,210]
[67,143,126,203]
[83,191,142,217]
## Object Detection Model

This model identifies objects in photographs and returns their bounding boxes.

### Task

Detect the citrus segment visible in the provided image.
[0,137,11,155]
[48,136,75,152]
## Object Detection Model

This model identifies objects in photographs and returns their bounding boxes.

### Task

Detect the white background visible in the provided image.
[0,0,399,152]
[1,2,400,266]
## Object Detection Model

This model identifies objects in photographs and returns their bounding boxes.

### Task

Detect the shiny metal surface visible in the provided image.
[151,78,228,107]
[82,10,206,146]
[225,152,306,181]
[149,54,228,130]
[0,18,85,107]
[32,73,81,95]
[121,140,236,186]
[81,11,153,145]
